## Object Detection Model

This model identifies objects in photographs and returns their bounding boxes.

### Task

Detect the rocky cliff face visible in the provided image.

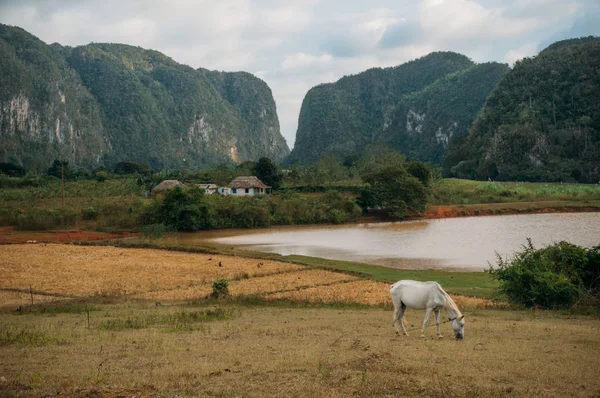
[445,37,600,182]
[0,25,289,172]
[288,52,508,164]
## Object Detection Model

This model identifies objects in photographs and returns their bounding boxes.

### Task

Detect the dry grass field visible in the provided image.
[1,244,599,397]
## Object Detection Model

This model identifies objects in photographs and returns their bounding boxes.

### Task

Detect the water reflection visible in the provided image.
[177,213,600,271]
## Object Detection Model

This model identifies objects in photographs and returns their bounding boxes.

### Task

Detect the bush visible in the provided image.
[82,206,98,220]
[149,187,216,231]
[94,171,108,182]
[211,279,229,299]
[488,240,600,308]
[140,223,169,239]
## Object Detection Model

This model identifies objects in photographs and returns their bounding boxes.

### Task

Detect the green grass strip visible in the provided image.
[282,255,499,298]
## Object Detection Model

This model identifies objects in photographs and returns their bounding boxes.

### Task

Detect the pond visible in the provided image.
[177,213,600,271]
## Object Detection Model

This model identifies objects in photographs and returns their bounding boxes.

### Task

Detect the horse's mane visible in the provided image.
[439,285,462,318]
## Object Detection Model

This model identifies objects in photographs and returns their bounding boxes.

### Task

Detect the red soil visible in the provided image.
[0,226,138,244]
[422,204,600,219]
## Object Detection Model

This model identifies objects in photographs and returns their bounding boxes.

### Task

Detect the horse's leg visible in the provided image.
[393,302,409,336]
[392,304,400,334]
[434,309,443,339]
[399,302,409,336]
[421,307,433,338]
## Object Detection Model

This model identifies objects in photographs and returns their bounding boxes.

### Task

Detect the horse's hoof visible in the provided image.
[403,332,409,336]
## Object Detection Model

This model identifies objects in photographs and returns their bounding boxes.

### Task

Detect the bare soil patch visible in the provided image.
[0,226,138,244]
[423,202,600,219]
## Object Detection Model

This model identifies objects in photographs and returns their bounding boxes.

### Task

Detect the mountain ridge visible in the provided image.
[288,51,508,164]
[445,36,600,182]
[0,24,289,172]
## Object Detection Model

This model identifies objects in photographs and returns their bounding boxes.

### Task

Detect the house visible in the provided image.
[196,184,218,194]
[225,176,271,196]
[217,187,231,195]
[152,180,187,195]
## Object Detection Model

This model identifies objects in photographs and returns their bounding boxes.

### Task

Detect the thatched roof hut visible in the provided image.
[152,180,187,194]
[227,176,270,189]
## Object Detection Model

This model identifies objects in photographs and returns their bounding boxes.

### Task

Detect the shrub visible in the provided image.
[140,223,169,239]
[94,171,108,182]
[153,187,216,231]
[211,279,229,299]
[488,240,600,308]
[82,206,98,220]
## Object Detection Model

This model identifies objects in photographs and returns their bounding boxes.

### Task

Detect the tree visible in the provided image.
[360,163,430,219]
[46,160,74,179]
[0,162,26,177]
[114,161,150,175]
[253,157,281,190]
[405,160,433,187]
[155,187,216,231]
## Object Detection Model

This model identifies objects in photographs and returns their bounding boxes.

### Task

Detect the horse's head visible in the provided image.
[449,314,465,340]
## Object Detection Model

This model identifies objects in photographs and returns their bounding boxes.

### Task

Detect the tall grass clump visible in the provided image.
[0,327,67,346]
[97,309,230,331]
[15,208,78,230]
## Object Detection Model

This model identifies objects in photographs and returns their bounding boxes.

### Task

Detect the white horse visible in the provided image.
[390,280,465,340]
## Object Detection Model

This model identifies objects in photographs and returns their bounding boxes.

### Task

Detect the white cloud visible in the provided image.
[503,42,539,65]
[281,52,333,70]
[418,0,542,41]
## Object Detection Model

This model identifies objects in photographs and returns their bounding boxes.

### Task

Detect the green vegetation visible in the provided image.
[359,152,431,218]
[446,37,600,183]
[284,255,498,298]
[211,280,230,299]
[289,52,507,164]
[432,178,600,205]
[141,186,362,231]
[97,308,230,332]
[253,157,281,190]
[0,325,69,346]
[1,151,598,232]
[0,24,288,172]
[488,240,600,308]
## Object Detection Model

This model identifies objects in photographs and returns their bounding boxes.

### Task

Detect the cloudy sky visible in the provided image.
[1,0,598,148]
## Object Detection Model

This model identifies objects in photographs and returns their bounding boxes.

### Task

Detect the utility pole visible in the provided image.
[61,162,65,208]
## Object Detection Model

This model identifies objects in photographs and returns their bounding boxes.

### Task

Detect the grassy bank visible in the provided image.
[283,255,498,298]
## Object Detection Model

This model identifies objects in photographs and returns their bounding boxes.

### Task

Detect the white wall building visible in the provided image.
[224,176,271,196]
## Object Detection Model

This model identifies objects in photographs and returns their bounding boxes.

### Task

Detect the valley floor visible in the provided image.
[0,244,599,397]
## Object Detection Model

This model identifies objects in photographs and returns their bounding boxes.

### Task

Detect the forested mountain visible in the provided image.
[445,36,600,183]
[0,24,289,172]
[288,52,508,164]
